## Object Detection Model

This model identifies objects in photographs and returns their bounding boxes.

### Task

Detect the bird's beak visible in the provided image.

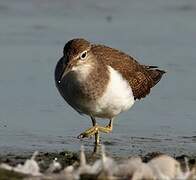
[58,58,77,84]
[58,65,70,84]
[55,56,68,84]
[58,66,69,84]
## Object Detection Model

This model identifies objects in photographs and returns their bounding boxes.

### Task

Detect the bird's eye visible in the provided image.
[80,50,87,60]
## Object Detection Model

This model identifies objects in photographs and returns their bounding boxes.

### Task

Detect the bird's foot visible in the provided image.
[77,124,112,139]
[77,125,99,139]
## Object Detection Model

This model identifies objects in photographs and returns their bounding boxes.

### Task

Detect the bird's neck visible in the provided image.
[75,62,110,101]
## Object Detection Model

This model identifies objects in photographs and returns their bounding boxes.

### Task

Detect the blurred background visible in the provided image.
[0,0,195,156]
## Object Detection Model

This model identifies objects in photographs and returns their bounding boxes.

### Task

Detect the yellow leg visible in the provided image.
[77,118,114,145]
[91,117,100,145]
[100,118,113,133]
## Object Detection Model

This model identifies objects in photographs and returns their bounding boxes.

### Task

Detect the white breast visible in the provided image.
[93,66,135,119]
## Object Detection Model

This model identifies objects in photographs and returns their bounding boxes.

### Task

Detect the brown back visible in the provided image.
[91,44,166,100]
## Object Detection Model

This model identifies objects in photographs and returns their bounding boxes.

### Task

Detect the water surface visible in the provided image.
[0,0,196,156]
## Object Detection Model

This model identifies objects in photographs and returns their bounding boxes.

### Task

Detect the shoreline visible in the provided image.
[0,148,195,179]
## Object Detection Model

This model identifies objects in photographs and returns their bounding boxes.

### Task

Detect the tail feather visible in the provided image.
[131,65,166,100]
[148,68,166,87]
[146,65,158,69]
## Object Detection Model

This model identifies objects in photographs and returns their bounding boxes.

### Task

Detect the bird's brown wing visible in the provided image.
[92,44,165,100]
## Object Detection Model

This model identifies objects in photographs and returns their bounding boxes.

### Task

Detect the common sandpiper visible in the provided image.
[55,38,166,145]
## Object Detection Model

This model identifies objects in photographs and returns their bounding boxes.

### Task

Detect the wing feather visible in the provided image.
[92,45,165,100]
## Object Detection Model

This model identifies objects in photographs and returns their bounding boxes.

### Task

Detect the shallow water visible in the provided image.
[0,0,196,156]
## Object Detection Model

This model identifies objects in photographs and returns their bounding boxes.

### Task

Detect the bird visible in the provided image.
[55,38,166,145]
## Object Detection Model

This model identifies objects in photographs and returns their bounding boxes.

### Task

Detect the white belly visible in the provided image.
[92,66,135,119]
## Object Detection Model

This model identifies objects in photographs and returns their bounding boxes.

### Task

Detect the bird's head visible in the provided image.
[56,38,96,84]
